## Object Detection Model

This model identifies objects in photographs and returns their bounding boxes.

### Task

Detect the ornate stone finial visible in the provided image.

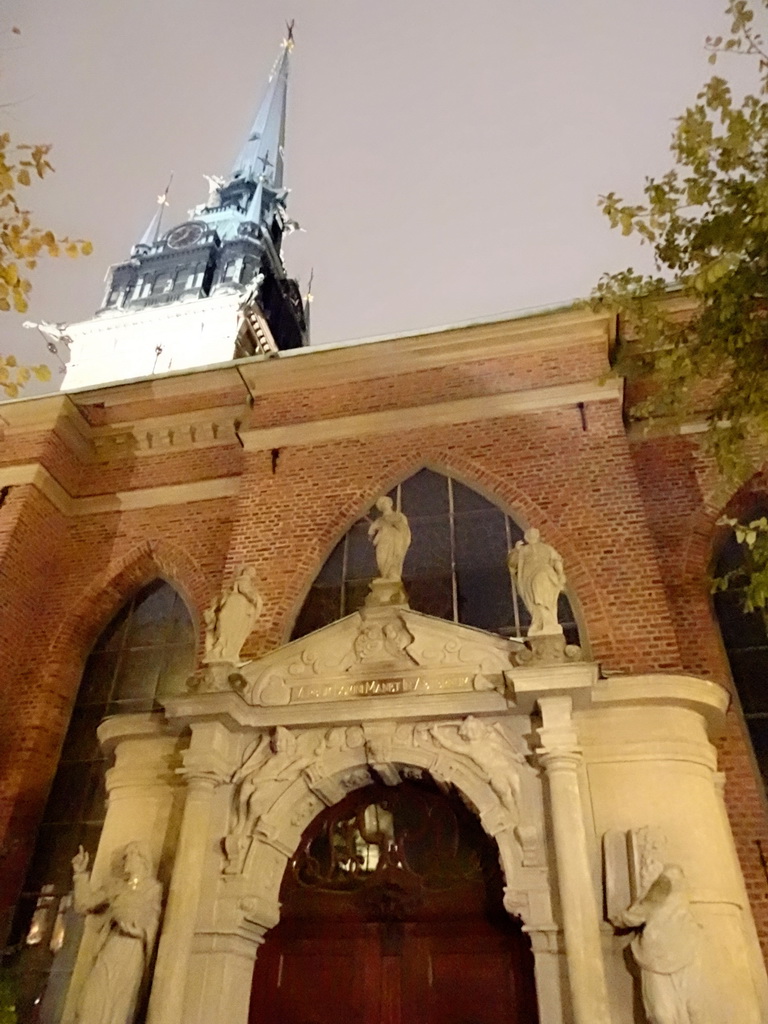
[507,527,566,637]
[366,496,411,607]
[70,842,162,1024]
[203,566,263,666]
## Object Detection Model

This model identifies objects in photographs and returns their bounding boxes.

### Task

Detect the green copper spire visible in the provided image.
[231,23,294,188]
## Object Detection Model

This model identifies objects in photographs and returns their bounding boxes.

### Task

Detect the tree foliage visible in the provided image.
[592,0,768,483]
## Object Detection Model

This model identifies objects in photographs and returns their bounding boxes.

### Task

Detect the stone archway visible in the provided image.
[178,714,564,1024]
[248,776,540,1024]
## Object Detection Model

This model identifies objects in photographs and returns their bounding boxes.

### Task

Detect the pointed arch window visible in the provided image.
[293,469,578,643]
[714,517,768,784]
[9,580,195,1024]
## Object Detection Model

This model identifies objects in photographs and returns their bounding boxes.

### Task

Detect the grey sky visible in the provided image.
[0,0,753,388]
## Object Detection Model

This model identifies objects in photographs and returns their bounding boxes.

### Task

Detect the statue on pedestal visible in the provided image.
[366,497,411,607]
[507,528,566,637]
[619,864,704,1024]
[204,566,263,665]
[70,842,161,1024]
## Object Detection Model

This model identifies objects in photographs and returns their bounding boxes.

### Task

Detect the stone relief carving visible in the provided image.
[203,566,263,665]
[224,727,317,873]
[234,606,515,706]
[70,842,161,1024]
[428,716,526,817]
[507,527,565,637]
[619,864,705,1024]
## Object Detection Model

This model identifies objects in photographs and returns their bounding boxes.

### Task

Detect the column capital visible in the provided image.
[178,748,231,788]
[537,748,583,773]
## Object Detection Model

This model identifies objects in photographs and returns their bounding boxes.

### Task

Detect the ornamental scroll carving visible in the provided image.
[223,718,533,876]
[231,607,516,707]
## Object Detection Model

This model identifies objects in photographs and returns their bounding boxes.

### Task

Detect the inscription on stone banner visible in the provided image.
[292,674,474,704]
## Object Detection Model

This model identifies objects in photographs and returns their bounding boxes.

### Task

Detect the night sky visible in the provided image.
[0,0,754,391]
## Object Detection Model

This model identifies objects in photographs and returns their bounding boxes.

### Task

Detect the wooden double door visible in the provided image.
[251,917,538,1024]
[248,780,539,1024]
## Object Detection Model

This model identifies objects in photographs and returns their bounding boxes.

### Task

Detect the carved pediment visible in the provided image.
[233,607,520,707]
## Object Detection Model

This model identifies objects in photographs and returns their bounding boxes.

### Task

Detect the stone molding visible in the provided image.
[238,379,623,451]
[214,716,553,939]
[0,462,240,516]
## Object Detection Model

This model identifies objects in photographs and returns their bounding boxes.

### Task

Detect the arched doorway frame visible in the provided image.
[182,716,565,1024]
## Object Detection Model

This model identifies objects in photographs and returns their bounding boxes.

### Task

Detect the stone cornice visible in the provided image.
[0,462,240,515]
[239,378,624,451]
[0,307,614,431]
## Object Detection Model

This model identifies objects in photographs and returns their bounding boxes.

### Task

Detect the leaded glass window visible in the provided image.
[293,469,578,643]
[8,580,195,1024]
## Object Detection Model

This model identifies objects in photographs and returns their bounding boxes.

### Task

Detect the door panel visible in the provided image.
[252,934,378,1024]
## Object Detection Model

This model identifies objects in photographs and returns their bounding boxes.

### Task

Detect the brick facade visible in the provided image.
[2,306,767,950]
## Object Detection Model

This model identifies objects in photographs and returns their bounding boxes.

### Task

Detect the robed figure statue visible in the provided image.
[70,842,162,1024]
[368,497,411,581]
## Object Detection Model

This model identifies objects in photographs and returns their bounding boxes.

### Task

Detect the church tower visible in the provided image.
[57,26,307,391]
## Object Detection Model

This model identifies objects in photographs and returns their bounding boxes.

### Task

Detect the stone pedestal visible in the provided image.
[365,576,409,608]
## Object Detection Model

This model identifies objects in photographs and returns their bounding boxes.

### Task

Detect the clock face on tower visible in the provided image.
[165,222,206,249]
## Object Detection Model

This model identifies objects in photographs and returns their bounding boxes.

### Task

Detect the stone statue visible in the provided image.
[224,727,315,871]
[619,864,704,1024]
[70,842,161,1024]
[368,497,411,580]
[430,716,525,816]
[204,566,263,664]
[507,528,566,636]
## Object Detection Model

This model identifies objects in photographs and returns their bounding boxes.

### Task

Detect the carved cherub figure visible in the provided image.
[225,727,314,871]
[430,716,525,815]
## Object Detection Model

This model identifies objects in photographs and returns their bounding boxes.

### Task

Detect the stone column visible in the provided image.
[537,696,611,1024]
[146,720,236,1024]
[62,714,180,1024]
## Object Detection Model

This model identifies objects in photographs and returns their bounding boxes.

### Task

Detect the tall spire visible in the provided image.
[132,175,173,255]
[231,23,294,188]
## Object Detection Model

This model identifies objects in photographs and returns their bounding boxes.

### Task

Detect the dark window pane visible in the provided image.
[77,650,120,705]
[451,478,494,513]
[456,569,512,632]
[408,575,454,621]
[315,538,345,585]
[60,707,104,763]
[345,521,377,582]
[401,468,449,516]
[94,604,131,651]
[747,718,768,786]
[407,516,451,575]
[454,509,508,570]
[728,651,768,714]
[112,647,162,701]
[156,644,196,698]
[293,587,342,637]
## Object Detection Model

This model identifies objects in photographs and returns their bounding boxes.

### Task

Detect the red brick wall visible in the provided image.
[1,329,767,953]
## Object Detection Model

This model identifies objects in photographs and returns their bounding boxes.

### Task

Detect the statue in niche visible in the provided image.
[70,842,161,1024]
[204,566,263,664]
[619,864,704,1024]
[430,716,525,816]
[507,527,566,636]
[368,497,411,580]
